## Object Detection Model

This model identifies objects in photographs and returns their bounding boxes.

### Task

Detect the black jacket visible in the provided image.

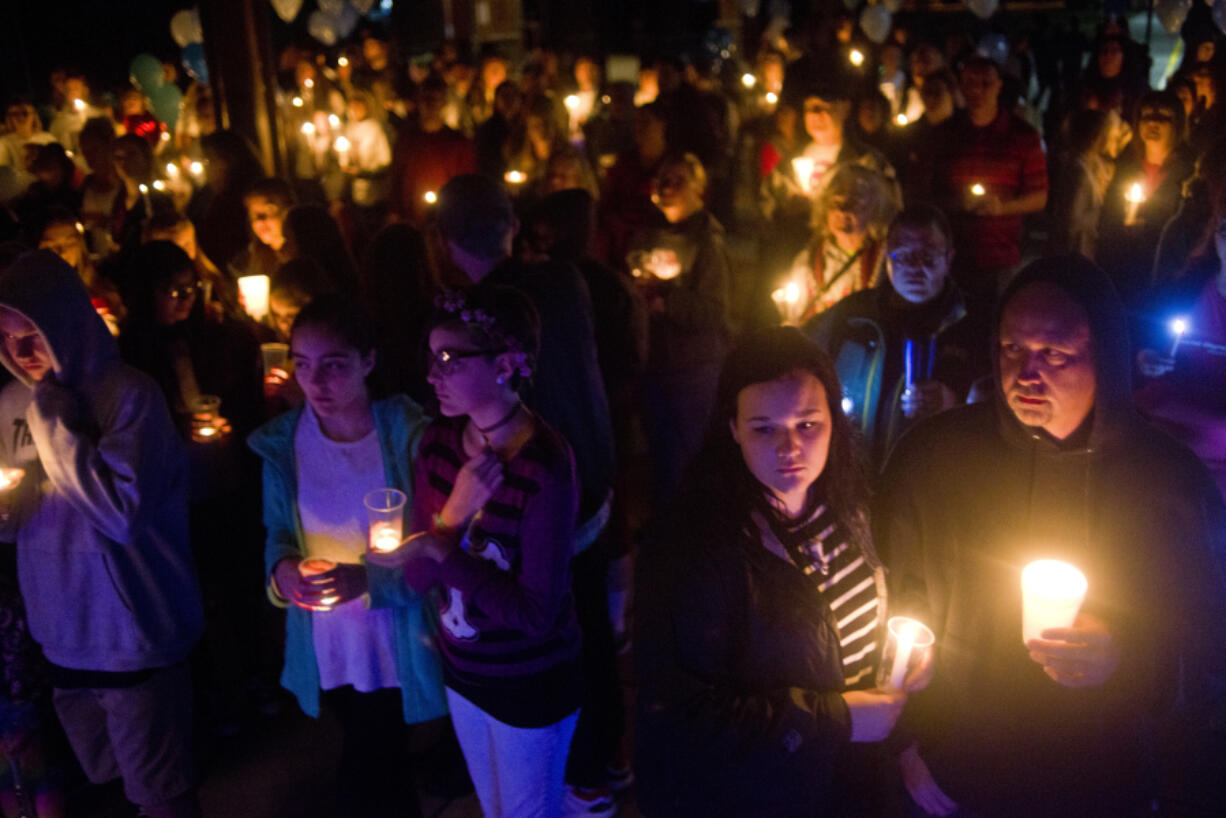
[634,509,887,817]
[876,256,1226,816]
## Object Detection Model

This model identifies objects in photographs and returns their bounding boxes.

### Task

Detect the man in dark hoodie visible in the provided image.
[0,251,204,818]
[876,254,1226,816]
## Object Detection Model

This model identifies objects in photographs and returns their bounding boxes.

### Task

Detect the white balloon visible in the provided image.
[270,0,304,23]
[351,0,376,13]
[335,3,360,37]
[1157,0,1193,32]
[1214,0,1226,33]
[882,0,903,13]
[170,8,203,47]
[317,0,345,17]
[859,4,892,45]
[977,32,1008,65]
[965,0,998,20]
[307,9,338,45]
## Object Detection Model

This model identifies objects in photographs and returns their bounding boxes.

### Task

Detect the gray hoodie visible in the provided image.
[0,251,202,672]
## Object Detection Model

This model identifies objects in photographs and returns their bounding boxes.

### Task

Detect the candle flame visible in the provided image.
[166,163,178,177]
[152,180,165,191]
[1126,182,1146,204]
[424,190,437,204]
[504,170,526,184]
[138,184,149,194]
[765,92,778,104]
[334,135,351,152]
[291,96,304,108]
[971,183,986,197]
[301,122,315,135]
[303,78,314,89]
[895,113,909,126]
[784,281,800,304]
[328,114,341,128]
[564,94,580,111]
[849,49,864,67]
[75,222,85,233]
[1171,317,1189,336]
[1021,560,1088,598]
[338,56,349,67]
[189,161,204,176]
[73,98,86,112]
[742,73,756,88]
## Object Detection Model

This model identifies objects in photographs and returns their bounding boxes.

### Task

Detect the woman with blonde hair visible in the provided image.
[783,162,899,323]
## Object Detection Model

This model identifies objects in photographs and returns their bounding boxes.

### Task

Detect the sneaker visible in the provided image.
[563,785,617,816]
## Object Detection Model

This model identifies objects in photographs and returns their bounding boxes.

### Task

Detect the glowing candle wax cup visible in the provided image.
[334,135,351,154]
[73,98,86,112]
[791,157,816,195]
[291,95,304,108]
[742,73,756,88]
[849,49,865,67]
[364,488,407,554]
[766,92,778,105]
[1124,182,1146,226]
[237,275,271,321]
[896,113,909,126]
[301,122,315,136]
[971,183,986,197]
[0,468,25,491]
[1021,560,1087,644]
[423,190,437,204]
[877,616,935,692]
[504,170,527,185]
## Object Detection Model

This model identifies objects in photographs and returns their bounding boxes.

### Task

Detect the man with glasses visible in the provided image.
[806,204,986,467]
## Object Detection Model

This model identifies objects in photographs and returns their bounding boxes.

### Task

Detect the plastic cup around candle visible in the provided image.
[260,343,291,379]
[364,488,407,553]
[0,468,25,492]
[237,275,271,321]
[1021,560,1087,644]
[877,616,935,692]
[299,558,339,608]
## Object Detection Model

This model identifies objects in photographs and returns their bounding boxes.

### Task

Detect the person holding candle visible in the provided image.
[635,327,932,818]
[1097,90,1194,307]
[396,286,582,818]
[877,254,1226,816]
[247,296,446,818]
[0,251,205,818]
[229,178,296,282]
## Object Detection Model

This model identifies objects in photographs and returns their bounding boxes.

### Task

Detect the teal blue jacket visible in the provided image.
[247,396,447,723]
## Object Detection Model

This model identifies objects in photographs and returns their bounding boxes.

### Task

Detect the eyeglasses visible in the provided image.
[428,347,501,376]
[166,281,202,300]
[889,249,944,267]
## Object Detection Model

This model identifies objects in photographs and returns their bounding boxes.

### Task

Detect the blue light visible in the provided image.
[380,0,392,10]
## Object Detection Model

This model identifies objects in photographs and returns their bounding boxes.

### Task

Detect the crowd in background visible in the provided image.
[0,4,1225,817]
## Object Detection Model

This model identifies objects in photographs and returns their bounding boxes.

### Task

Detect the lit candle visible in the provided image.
[189,160,204,178]
[370,523,402,553]
[765,92,778,105]
[165,162,179,177]
[138,183,149,195]
[423,190,437,204]
[301,121,315,136]
[197,425,217,438]
[237,274,271,321]
[564,94,580,112]
[895,113,909,126]
[73,98,86,112]
[504,170,526,185]
[303,78,314,89]
[878,616,935,692]
[152,180,165,191]
[0,468,25,491]
[791,157,816,195]
[742,73,756,88]
[291,95,304,108]
[1124,182,1146,226]
[338,56,349,67]
[849,49,865,67]
[75,221,85,234]
[841,395,855,414]
[648,249,681,280]
[970,183,986,197]
[1021,560,1087,644]
[334,135,351,154]
[1169,317,1189,357]
[328,114,341,129]
[160,131,170,142]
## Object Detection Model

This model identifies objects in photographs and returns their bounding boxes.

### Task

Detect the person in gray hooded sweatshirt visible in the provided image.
[0,250,204,818]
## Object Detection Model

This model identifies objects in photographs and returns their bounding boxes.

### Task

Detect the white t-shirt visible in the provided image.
[294,405,400,692]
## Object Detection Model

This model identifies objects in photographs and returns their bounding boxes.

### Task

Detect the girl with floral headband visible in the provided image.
[394,284,583,817]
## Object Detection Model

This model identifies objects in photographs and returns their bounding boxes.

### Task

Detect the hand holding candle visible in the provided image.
[791,157,817,195]
[1026,610,1120,688]
[1020,559,1087,644]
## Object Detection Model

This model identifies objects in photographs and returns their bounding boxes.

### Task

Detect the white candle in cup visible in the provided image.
[877,616,935,692]
[370,523,402,554]
[364,488,407,554]
[1021,560,1087,644]
[423,190,437,204]
[970,183,986,197]
[237,275,271,321]
[791,157,816,195]
[504,170,527,185]
[1124,182,1146,226]
[0,468,25,491]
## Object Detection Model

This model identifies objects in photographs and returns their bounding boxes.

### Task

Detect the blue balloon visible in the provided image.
[150,83,184,131]
[181,43,209,85]
[129,53,165,92]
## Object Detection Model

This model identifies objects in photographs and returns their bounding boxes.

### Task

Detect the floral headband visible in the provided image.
[435,289,533,378]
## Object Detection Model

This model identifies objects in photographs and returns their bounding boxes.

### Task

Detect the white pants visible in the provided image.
[446,687,579,818]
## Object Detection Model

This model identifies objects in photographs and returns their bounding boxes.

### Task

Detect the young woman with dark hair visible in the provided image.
[248,297,446,818]
[634,326,932,818]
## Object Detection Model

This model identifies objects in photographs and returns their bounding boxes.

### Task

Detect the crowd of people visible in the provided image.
[0,6,1224,818]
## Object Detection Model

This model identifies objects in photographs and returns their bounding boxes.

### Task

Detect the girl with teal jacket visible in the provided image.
[247,297,445,818]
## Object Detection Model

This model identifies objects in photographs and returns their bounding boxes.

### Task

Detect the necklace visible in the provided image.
[475,402,521,436]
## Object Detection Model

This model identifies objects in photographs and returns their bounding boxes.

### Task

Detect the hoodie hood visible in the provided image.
[0,250,119,388]
[992,254,1136,453]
